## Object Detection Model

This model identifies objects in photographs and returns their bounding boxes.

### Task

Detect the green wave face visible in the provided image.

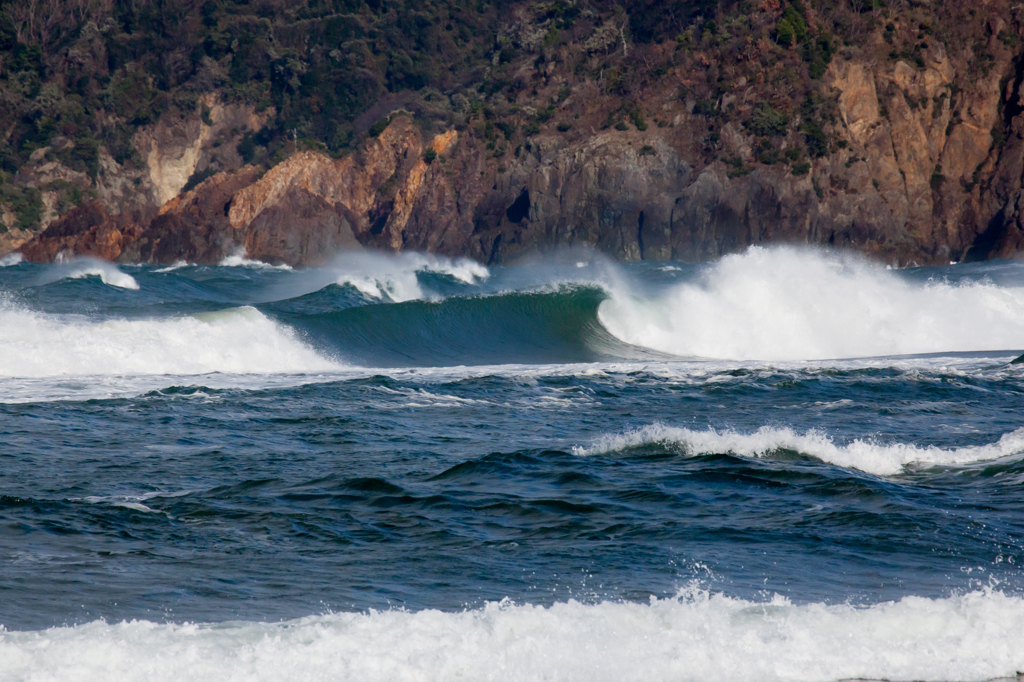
[284,285,672,367]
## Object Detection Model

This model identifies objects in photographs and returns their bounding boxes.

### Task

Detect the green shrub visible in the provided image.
[776,18,796,46]
[496,122,516,139]
[791,162,811,176]
[804,35,835,80]
[368,118,389,138]
[0,184,43,231]
[423,147,437,164]
[748,105,790,137]
[182,167,217,193]
[629,108,648,131]
[803,119,829,157]
[783,7,808,41]
[755,138,780,164]
[727,157,753,178]
[237,133,257,165]
[72,136,100,179]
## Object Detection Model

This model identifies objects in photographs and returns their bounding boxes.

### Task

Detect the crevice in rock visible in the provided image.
[637,210,645,258]
[488,234,502,265]
[1002,56,1024,130]
[963,208,1007,262]
[505,188,530,223]
[369,202,393,236]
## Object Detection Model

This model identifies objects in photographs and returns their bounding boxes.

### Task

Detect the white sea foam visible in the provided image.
[3,589,1024,682]
[599,247,1024,360]
[1,252,23,267]
[330,251,489,302]
[37,257,140,290]
[0,303,337,379]
[573,424,1024,476]
[261,250,490,304]
[78,491,192,517]
[153,260,189,273]
[219,251,294,270]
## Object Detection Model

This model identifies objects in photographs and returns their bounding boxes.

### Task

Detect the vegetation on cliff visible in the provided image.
[2,0,1023,263]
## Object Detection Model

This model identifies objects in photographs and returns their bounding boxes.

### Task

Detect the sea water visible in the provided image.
[1,246,1023,681]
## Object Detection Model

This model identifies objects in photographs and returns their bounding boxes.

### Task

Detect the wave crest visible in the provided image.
[328,251,489,302]
[598,247,1024,360]
[573,424,1024,476]
[40,257,139,290]
[0,304,337,378]
[219,249,293,270]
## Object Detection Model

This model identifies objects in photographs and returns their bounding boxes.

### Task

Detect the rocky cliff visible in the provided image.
[8,1,1024,267]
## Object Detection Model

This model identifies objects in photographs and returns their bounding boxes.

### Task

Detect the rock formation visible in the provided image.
[10,2,1024,267]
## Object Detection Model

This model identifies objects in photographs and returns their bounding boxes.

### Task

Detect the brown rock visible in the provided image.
[19,202,144,263]
[119,167,262,264]
[829,61,881,146]
[244,188,361,266]
[228,117,427,237]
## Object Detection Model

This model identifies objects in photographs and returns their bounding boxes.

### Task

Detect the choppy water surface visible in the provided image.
[2,247,1024,681]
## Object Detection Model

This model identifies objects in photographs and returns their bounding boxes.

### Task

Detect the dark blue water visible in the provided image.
[2,248,1024,680]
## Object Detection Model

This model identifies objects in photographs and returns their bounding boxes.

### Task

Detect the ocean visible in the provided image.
[1,246,1023,681]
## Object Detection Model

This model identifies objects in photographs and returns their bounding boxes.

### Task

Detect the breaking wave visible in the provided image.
[259,250,491,306]
[287,284,667,367]
[6,247,1024,374]
[574,424,1024,476]
[38,257,140,290]
[599,247,1024,360]
[219,253,294,270]
[0,303,337,378]
[328,251,489,302]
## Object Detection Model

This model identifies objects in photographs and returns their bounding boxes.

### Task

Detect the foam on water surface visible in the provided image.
[253,250,490,305]
[574,424,1024,476]
[2,589,1023,682]
[0,303,337,379]
[599,247,1024,360]
[37,257,140,290]
[328,251,489,302]
[219,250,294,270]
[153,260,189,273]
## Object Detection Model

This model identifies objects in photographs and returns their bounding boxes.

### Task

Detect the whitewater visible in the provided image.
[2,246,1024,681]
[5,590,1024,682]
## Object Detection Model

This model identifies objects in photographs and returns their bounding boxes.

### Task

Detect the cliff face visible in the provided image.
[3,90,269,256]
[18,201,142,263]
[11,1,1024,267]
